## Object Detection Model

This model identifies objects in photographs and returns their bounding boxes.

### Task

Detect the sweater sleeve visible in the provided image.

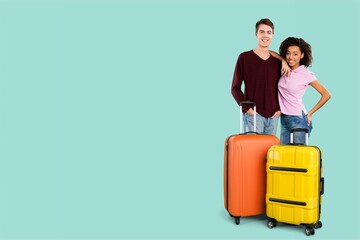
[231,54,245,106]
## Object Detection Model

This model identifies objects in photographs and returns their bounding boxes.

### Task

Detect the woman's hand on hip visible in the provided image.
[307,113,313,126]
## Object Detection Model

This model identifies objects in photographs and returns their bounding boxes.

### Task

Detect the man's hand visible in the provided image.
[271,111,281,118]
[246,108,255,115]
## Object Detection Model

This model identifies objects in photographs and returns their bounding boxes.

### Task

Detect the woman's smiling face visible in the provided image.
[286,46,304,70]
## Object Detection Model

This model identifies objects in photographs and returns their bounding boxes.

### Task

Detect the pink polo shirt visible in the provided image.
[278,65,317,115]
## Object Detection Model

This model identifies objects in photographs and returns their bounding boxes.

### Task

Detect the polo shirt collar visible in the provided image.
[292,65,305,73]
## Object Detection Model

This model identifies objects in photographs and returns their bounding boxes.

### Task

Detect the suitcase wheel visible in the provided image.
[314,221,323,229]
[235,217,240,225]
[267,219,277,229]
[305,226,315,236]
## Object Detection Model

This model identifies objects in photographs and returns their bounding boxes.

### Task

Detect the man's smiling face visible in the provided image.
[256,24,274,48]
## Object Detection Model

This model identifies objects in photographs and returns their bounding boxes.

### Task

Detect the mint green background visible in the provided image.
[0,0,359,239]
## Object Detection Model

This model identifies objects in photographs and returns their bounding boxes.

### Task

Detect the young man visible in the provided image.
[231,18,286,135]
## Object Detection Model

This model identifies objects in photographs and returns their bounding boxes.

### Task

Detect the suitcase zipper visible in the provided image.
[225,139,230,210]
[225,135,239,210]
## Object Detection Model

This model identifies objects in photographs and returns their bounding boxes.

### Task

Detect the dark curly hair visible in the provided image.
[279,37,313,67]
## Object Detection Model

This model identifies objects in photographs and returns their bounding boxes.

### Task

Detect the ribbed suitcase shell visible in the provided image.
[266,145,323,225]
[224,134,280,222]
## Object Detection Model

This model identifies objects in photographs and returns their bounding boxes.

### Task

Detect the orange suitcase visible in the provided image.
[224,101,279,225]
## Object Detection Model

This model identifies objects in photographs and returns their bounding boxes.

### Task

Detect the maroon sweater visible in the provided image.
[231,50,281,118]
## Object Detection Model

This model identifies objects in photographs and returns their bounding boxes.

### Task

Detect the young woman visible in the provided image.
[277,37,331,144]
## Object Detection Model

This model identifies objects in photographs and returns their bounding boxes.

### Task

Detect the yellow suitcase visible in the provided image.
[266,128,324,236]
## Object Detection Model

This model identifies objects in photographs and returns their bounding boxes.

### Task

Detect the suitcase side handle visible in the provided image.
[239,101,256,134]
[290,128,309,145]
[320,177,324,195]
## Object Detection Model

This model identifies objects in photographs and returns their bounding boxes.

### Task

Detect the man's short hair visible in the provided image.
[255,18,274,34]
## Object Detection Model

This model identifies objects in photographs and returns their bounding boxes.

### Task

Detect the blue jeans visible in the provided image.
[280,112,313,145]
[243,113,279,135]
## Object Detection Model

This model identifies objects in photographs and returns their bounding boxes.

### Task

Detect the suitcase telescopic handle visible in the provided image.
[290,128,309,145]
[239,101,256,134]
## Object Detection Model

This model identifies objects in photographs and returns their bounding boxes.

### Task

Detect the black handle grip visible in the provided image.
[240,101,256,106]
[290,128,309,133]
[244,131,258,135]
[320,177,324,195]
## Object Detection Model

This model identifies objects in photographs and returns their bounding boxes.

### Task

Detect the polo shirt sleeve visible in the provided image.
[305,70,317,86]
